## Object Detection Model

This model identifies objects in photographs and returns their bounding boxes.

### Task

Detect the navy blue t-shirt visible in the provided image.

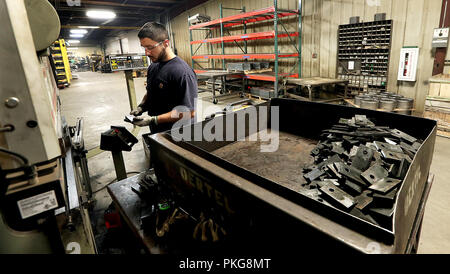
[143,56,197,133]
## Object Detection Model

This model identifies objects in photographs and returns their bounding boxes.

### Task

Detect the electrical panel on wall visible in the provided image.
[432,27,449,48]
[397,47,419,82]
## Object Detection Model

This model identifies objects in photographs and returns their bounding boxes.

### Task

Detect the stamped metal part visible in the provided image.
[355,190,374,211]
[326,163,342,179]
[380,149,412,164]
[334,162,367,186]
[361,164,389,185]
[299,188,333,207]
[350,208,379,226]
[332,142,345,155]
[390,129,417,144]
[319,182,356,209]
[412,142,422,150]
[344,180,363,195]
[349,146,359,158]
[369,177,402,194]
[384,138,397,145]
[343,136,359,149]
[394,158,410,179]
[399,142,417,153]
[373,141,403,153]
[373,189,398,207]
[369,207,394,218]
[304,168,325,182]
[351,145,374,171]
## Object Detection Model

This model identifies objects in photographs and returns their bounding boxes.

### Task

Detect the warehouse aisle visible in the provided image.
[59,71,450,254]
[418,136,450,253]
[59,71,239,253]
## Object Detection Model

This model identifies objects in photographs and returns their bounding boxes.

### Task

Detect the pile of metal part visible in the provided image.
[226,62,270,71]
[301,115,422,229]
[354,92,414,115]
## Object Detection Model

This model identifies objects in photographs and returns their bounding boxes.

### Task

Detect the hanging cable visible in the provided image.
[0,147,28,165]
[92,171,141,194]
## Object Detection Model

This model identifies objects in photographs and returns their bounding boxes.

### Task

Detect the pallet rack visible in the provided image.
[50,39,72,88]
[189,0,302,98]
[337,19,392,94]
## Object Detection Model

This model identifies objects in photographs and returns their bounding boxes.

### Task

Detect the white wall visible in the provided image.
[67,46,102,58]
[104,30,145,55]
[104,37,122,55]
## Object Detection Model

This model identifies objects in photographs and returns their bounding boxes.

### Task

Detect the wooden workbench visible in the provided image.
[284,77,349,101]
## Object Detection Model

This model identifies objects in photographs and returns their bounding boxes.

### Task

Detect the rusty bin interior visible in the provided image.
[145,98,437,253]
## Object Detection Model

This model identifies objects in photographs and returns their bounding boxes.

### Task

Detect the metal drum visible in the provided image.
[396,98,414,115]
[379,99,397,112]
[360,99,379,110]
[388,94,403,100]
[354,96,363,106]
[355,95,371,106]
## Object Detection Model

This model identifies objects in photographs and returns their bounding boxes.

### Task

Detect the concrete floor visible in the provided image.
[60,71,450,254]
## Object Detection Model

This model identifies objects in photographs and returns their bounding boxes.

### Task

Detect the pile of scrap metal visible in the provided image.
[301,115,422,229]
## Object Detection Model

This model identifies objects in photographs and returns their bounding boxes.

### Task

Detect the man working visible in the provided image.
[131,22,197,133]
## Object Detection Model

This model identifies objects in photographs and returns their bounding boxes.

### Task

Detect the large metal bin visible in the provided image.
[145,98,436,253]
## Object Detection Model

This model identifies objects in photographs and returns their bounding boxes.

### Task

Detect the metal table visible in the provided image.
[107,172,166,254]
[284,77,349,101]
[196,70,245,104]
[107,166,433,254]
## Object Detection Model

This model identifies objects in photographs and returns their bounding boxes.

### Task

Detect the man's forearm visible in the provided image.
[156,109,195,124]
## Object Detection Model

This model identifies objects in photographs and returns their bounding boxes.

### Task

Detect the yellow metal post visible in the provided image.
[59,39,72,84]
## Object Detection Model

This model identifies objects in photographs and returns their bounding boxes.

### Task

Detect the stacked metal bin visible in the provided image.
[354,92,414,115]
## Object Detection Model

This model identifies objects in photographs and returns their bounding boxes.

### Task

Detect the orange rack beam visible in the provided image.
[191,31,299,44]
[192,53,299,60]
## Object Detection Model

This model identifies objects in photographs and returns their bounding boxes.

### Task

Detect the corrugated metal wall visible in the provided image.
[169,0,441,113]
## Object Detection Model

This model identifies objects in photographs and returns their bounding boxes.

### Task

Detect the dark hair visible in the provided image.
[138,22,169,42]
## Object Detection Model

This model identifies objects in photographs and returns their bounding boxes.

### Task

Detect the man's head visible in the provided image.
[138,22,171,63]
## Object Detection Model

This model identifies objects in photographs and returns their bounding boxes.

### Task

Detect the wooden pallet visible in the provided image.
[424,105,450,136]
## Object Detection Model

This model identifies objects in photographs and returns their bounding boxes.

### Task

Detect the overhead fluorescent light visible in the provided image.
[67,40,80,43]
[86,10,116,19]
[70,34,84,38]
[79,26,100,29]
[70,29,88,34]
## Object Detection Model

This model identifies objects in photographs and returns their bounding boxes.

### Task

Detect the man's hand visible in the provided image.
[132,115,158,127]
[130,106,144,116]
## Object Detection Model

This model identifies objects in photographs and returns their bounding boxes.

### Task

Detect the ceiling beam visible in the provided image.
[127,0,183,3]
[62,25,140,30]
[55,7,156,14]
[81,1,164,9]
[50,0,164,9]
[59,15,151,20]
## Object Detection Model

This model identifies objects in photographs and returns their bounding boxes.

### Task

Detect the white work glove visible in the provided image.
[130,106,144,116]
[132,115,158,127]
